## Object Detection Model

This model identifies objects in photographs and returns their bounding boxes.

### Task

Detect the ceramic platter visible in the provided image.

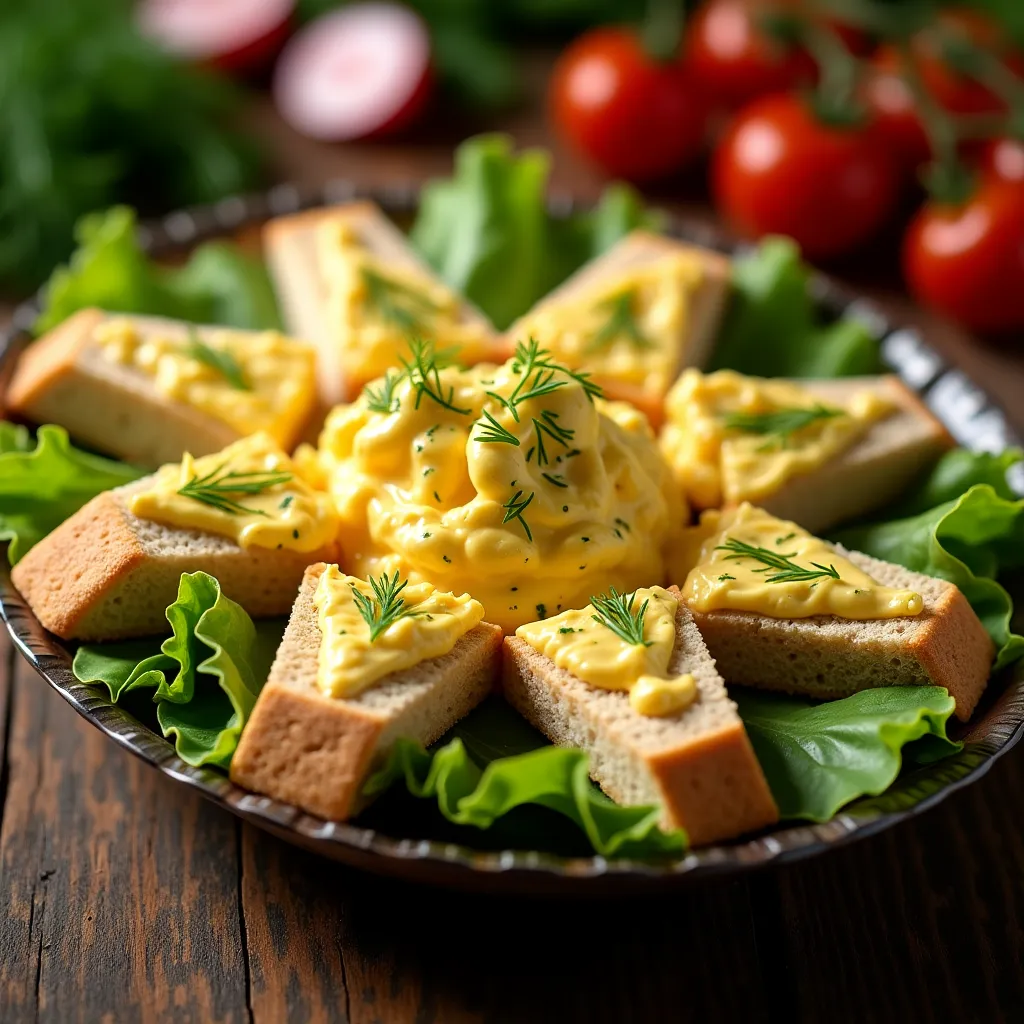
[2,181,1022,893]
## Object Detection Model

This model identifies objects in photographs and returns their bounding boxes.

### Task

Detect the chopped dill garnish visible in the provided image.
[586,290,653,353]
[400,339,471,415]
[486,338,603,421]
[184,330,249,391]
[364,370,404,414]
[502,489,535,542]
[279,495,294,510]
[360,266,439,336]
[718,573,736,581]
[177,464,292,516]
[529,409,574,466]
[715,537,841,584]
[722,404,843,450]
[590,587,652,647]
[542,472,568,488]
[349,571,421,642]
[473,410,520,446]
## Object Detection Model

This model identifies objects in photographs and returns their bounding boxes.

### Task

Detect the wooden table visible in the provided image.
[3,95,1024,1022]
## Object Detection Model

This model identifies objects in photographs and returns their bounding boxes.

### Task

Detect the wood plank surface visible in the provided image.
[0,635,249,1024]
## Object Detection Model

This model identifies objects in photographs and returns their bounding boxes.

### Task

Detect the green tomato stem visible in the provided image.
[640,0,685,64]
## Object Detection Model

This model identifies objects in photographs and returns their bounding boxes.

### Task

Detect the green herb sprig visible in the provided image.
[361,267,439,336]
[715,537,841,584]
[723,404,843,449]
[364,370,404,414]
[473,410,520,446]
[177,465,292,516]
[591,588,653,647]
[528,410,574,466]
[502,489,535,541]
[350,571,421,642]
[184,330,249,391]
[587,291,653,353]
[400,339,471,415]
[487,339,603,422]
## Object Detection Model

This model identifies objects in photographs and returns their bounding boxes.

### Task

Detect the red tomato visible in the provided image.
[862,48,932,175]
[684,0,816,109]
[906,8,1024,117]
[903,180,1024,333]
[712,93,901,259]
[550,28,709,181]
[979,137,1024,185]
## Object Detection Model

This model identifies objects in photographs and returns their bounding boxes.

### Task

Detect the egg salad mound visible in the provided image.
[316,340,681,631]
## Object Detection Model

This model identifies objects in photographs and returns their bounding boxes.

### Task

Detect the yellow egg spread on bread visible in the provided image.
[315,340,681,632]
[678,503,923,620]
[93,317,316,445]
[129,433,339,552]
[516,586,696,717]
[315,220,495,384]
[660,369,892,510]
[514,255,704,403]
[313,565,484,699]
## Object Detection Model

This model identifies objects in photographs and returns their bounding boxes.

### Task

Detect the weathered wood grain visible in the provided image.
[762,743,1024,1024]
[0,636,249,1024]
[240,822,770,1024]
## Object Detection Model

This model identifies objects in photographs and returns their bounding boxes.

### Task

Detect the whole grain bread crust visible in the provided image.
[230,563,502,820]
[502,592,779,845]
[684,548,994,722]
[10,488,339,641]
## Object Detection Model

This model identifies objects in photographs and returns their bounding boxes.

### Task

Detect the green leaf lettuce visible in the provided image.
[711,236,882,379]
[366,732,686,859]
[35,207,281,335]
[0,423,143,563]
[834,483,1024,669]
[410,134,660,329]
[735,687,961,821]
[73,572,279,768]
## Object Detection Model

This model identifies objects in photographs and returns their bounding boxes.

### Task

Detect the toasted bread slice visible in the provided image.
[502,593,778,846]
[230,563,502,821]
[756,376,953,533]
[10,478,338,641]
[263,202,502,407]
[505,231,732,428]
[684,548,993,722]
[6,309,317,468]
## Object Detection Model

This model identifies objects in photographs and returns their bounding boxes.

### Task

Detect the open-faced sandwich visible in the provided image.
[5,147,1020,861]
[7,310,317,467]
[263,201,504,407]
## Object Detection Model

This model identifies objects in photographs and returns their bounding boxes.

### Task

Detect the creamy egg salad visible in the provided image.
[660,369,892,510]
[313,565,484,699]
[677,503,923,620]
[130,432,339,553]
[516,586,697,717]
[315,220,496,385]
[93,317,316,445]
[514,254,704,403]
[314,339,681,632]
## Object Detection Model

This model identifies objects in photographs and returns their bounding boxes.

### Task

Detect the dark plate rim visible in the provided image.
[1,179,1022,893]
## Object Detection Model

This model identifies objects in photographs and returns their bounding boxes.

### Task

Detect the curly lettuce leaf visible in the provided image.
[73,572,280,768]
[410,134,659,329]
[735,687,961,821]
[366,736,686,859]
[834,484,1024,669]
[710,236,882,378]
[882,447,1023,519]
[0,423,143,563]
[365,700,684,858]
[35,206,281,335]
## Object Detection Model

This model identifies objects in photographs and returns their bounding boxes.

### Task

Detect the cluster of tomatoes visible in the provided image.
[550,2,1024,335]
